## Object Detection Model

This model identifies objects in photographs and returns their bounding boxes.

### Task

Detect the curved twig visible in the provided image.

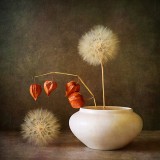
[34,72,97,106]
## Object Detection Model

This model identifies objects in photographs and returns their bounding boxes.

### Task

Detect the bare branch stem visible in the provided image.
[34,72,97,106]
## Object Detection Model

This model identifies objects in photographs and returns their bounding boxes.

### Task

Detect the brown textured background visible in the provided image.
[0,0,159,130]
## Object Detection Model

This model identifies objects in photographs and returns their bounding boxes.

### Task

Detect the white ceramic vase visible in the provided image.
[69,106,143,150]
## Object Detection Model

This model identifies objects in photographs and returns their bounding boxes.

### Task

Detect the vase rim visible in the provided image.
[80,106,133,113]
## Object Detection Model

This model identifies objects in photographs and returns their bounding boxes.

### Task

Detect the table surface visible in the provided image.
[0,131,160,160]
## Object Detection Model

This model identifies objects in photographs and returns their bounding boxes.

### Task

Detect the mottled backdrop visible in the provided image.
[0,0,159,130]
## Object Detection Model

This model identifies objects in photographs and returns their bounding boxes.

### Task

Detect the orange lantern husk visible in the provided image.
[68,92,85,108]
[66,81,80,97]
[30,84,42,101]
[44,80,57,96]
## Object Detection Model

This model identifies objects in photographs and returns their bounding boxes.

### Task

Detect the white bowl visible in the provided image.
[69,106,143,150]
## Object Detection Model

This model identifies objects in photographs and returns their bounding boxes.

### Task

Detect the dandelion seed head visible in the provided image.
[78,25,119,66]
[21,108,60,146]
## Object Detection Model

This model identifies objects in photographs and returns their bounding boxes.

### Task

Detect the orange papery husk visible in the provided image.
[44,80,57,96]
[68,92,85,108]
[29,84,42,101]
[65,81,80,97]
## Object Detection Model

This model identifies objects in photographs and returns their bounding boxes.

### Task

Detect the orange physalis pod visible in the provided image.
[44,80,57,96]
[68,92,85,108]
[65,81,80,97]
[30,84,42,101]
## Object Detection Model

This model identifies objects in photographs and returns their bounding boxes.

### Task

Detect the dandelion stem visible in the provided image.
[101,62,105,109]
[34,71,97,107]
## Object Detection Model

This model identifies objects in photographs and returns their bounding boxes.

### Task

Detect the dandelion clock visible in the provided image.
[21,109,60,146]
[78,25,118,66]
[78,25,119,106]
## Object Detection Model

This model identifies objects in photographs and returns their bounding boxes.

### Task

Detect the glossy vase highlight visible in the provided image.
[69,106,143,150]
